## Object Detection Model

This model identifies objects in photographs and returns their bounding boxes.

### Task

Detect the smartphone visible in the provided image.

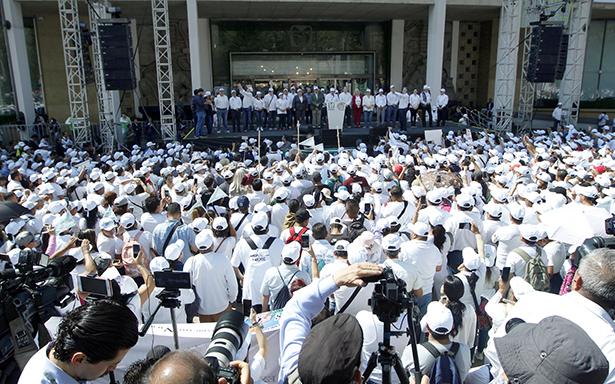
[132,244,141,256]
[38,254,49,267]
[77,275,113,297]
[458,222,470,230]
[364,203,372,215]
[502,267,511,282]
[300,234,310,249]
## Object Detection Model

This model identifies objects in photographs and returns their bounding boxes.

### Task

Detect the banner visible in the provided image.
[299,136,315,148]
[326,101,346,130]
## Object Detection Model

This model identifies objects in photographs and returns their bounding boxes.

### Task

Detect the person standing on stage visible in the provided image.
[264,88,277,130]
[339,87,352,128]
[253,91,265,129]
[386,85,400,126]
[398,87,410,131]
[229,89,242,133]
[409,88,421,128]
[311,86,325,129]
[420,85,433,127]
[362,89,375,129]
[293,88,308,125]
[214,88,229,133]
[436,88,449,127]
[376,88,386,126]
[191,88,205,138]
[239,84,254,131]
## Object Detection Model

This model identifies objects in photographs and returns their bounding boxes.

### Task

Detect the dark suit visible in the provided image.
[293,95,308,124]
[311,92,325,128]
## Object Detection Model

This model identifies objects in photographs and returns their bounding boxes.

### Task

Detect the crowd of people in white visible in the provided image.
[3,120,615,384]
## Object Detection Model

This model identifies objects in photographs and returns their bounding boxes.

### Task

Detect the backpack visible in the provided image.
[271,268,300,310]
[286,226,309,245]
[514,247,550,291]
[421,342,462,384]
[121,231,143,277]
[245,236,276,264]
[346,214,366,242]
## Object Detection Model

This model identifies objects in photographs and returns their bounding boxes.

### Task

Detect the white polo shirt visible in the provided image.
[184,251,238,315]
[400,239,442,293]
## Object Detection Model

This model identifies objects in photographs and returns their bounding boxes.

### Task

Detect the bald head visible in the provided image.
[147,351,215,384]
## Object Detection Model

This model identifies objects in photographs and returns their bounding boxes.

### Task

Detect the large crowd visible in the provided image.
[1,119,614,384]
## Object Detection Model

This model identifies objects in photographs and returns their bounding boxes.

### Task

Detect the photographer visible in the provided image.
[18,300,139,384]
[146,351,250,384]
[278,262,383,383]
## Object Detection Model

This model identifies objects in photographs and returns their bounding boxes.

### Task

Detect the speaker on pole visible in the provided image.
[98,19,136,91]
[526,25,564,83]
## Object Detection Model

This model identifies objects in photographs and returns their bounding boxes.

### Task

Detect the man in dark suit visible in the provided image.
[311,86,325,128]
[293,88,309,125]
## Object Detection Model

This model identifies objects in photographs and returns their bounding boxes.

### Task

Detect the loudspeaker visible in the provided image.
[98,20,136,91]
[369,127,388,145]
[555,33,569,80]
[526,25,564,83]
[320,129,339,148]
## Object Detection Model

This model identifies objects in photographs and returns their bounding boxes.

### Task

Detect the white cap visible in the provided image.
[282,242,302,264]
[483,203,503,218]
[251,212,269,230]
[334,240,350,253]
[411,185,426,198]
[212,217,228,231]
[382,234,402,252]
[461,247,481,271]
[510,276,535,298]
[150,256,170,272]
[191,217,209,233]
[6,220,25,236]
[195,231,214,250]
[164,239,185,261]
[411,222,430,237]
[303,194,316,208]
[456,193,474,209]
[334,189,351,201]
[426,189,443,205]
[273,187,290,201]
[420,301,454,335]
[519,224,546,242]
[254,202,271,213]
[47,200,66,214]
[99,217,116,231]
[508,203,525,221]
[119,213,136,229]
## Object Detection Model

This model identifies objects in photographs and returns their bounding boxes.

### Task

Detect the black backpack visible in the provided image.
[271,268,300,310]
[346,214,366,242]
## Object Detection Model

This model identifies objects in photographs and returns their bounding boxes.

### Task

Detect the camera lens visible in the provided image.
[204,310,248,367]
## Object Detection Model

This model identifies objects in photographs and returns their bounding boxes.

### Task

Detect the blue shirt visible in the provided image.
[277,277,338,383]
[151,219,196,262]
[18,343,83,384]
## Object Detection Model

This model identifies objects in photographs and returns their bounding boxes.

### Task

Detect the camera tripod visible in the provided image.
[139,289,182,350]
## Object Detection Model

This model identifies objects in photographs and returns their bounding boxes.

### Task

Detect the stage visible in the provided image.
[183,124,468,150]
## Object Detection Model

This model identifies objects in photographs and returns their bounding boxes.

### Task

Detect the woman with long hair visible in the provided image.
[441,275,476,348]
[229,168,248,196]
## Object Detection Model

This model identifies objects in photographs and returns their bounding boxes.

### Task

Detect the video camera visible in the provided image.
[364,267,414,325]
[204,310,249,384]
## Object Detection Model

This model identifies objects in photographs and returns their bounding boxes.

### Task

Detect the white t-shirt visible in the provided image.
[543,240,567,275]
[141,212,166,233]
[320,259,374,316]
[96,232,123,258]
[400,240,442,293]
[231,235,283,302]
[184,252,238,315]
[492,224,522,270]
[260,264,311,308]
[382,258,421,292]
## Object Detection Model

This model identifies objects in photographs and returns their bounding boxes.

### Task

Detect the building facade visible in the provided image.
[1,0,614,124]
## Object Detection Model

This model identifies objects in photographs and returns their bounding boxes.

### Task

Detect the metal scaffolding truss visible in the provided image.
[517,27,536,135]
[151,0,176,142]
[559,0,592,126]
[492,0,522,133]
[58,0,91,146]
[88,1,115,153]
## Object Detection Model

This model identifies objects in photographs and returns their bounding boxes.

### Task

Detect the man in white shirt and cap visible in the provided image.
[492,203,525,271]
[229,89,242,132]
[552,102,563,131]
[339,87,352,128]
[506,224,548,285]
[386,85,399,126]
[184,230,238,322]
[260,241,311,312]
[239,83,254,131]
[214,88,229,132]
[397,87,410,131]
[231,212,284,313]
[409,89,421,127]
[420,85,433,127]
[362,89,375,129]
[263,88,277,129]
[375,88,387,126]
[436,88,449,127]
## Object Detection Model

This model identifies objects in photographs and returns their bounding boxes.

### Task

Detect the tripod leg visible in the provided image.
[170,307,180,350]
[362,352,378,384]
[392,353,409,384]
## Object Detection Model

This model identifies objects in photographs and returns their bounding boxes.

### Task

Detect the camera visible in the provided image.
[364,267,413,324]
[204,310,249,384]
[605,216,615,236]
[153,270,193,290]
[17,249,49,271]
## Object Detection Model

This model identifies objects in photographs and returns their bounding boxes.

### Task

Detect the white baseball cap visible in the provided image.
[508,203,525,221]
[519,224,546,242]
[483,203,503,218]
[456,193,474,209]
[334,240,350,253]
[282,242,302,264]
[150,256,170,272]
[212,217,228,231]
[195,231,214,250]
[334,189,351,201]
[411,222,430,237]
[164,239,185,261]
[426,189,443,205]
[99,217,116,231]
[461,247,481,271]
[251,212,269,230]
[382,234,402,252]
[303,194,316,208]
[119,213,136,229]
[420,301,454,335]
